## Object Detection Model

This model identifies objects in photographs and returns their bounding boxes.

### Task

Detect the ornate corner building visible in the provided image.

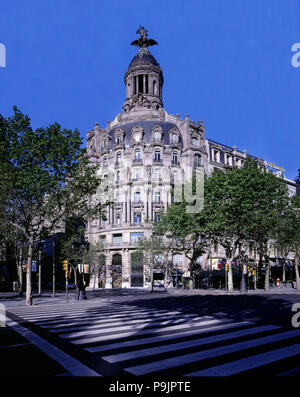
[86,27,297,289]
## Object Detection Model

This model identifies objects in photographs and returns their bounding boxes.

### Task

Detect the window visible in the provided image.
[213,149,220,162]
[135,168,141,180]
[154,212,161,222]
[154,130,161,142]
[154,150,161,161]
[116,152,121,164]
[172,152,178,164]
[130,232,144,243]
[134,191,141,203]
[138,74,144,93]
[134,150,141,161]
[115,213,121,225]
[225,153,232,166]
[172,133,179,144]
[116,135,122,145]
[116,170,120,183]
[173,254,183,266]
[103,156,108,167]
[154,191,161,203]
[194,154,201,167]
[112,234,122,244]
[133,212,141,224]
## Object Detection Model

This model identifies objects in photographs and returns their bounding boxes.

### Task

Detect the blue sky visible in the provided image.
[0,0,299,180]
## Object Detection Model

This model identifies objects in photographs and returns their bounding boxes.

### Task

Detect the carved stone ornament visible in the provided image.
[115,128,125,143]
[122,93,160,113]
[88,137,96,154]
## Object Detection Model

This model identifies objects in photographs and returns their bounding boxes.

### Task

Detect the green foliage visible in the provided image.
[0,107,108,304]
[1,107,107,240]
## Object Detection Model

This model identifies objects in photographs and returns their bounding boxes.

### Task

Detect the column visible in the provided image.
[136,74,139,94]
[122,249,131,288]
[105,253,112,289]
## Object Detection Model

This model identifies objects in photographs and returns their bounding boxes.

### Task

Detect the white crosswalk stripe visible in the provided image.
[7,302,300,376]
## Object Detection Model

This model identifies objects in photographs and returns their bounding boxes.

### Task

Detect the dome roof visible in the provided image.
[108,120,181,146]
[129,52,160,68]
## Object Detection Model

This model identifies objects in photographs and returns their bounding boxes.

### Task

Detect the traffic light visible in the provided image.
[62,260,68,272]
[252,268,256,276]
[247,265,250,273]
[225,264,229,272]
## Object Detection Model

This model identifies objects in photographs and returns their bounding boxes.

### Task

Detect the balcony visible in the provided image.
[171,161,180,167]
[107,241,139,248]
[133,158,143,164]
[153,200,164,207]
[153,158,162,164]
[131,200,144,207]
[130,222,144,228]
[113,202,123,208]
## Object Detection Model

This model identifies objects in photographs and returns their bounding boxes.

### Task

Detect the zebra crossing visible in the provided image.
[7,301,300,376]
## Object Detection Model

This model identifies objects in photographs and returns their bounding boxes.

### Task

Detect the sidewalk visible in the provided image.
[0,285,299,308]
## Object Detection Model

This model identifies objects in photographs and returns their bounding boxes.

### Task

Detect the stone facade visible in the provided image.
[86,28,297,288]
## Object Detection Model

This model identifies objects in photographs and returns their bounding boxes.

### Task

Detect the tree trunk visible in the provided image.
[227,258,234,293]
[264,259,271,291]
[26,235,34,306]
[282,263,286,282]
[189,261,194,289]
[93,268,96,291]
[295,252,300,290]
[150,265,154,292]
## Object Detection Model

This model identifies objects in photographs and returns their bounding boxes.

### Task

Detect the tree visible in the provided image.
[2,107,108,305]
[82,240,105,290]
[204,158,290,292]
[136,221,171,291]
[157,201,209,289]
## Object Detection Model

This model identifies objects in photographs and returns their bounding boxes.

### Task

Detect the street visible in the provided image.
[1,288,300,377]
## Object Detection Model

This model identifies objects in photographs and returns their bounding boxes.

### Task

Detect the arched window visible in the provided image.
[103,156,108,167]
[154,130,161,142]
[172,134,179,144]
[153,80,157,95]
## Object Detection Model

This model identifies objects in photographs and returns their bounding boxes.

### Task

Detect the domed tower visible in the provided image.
[123,26,164,113]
